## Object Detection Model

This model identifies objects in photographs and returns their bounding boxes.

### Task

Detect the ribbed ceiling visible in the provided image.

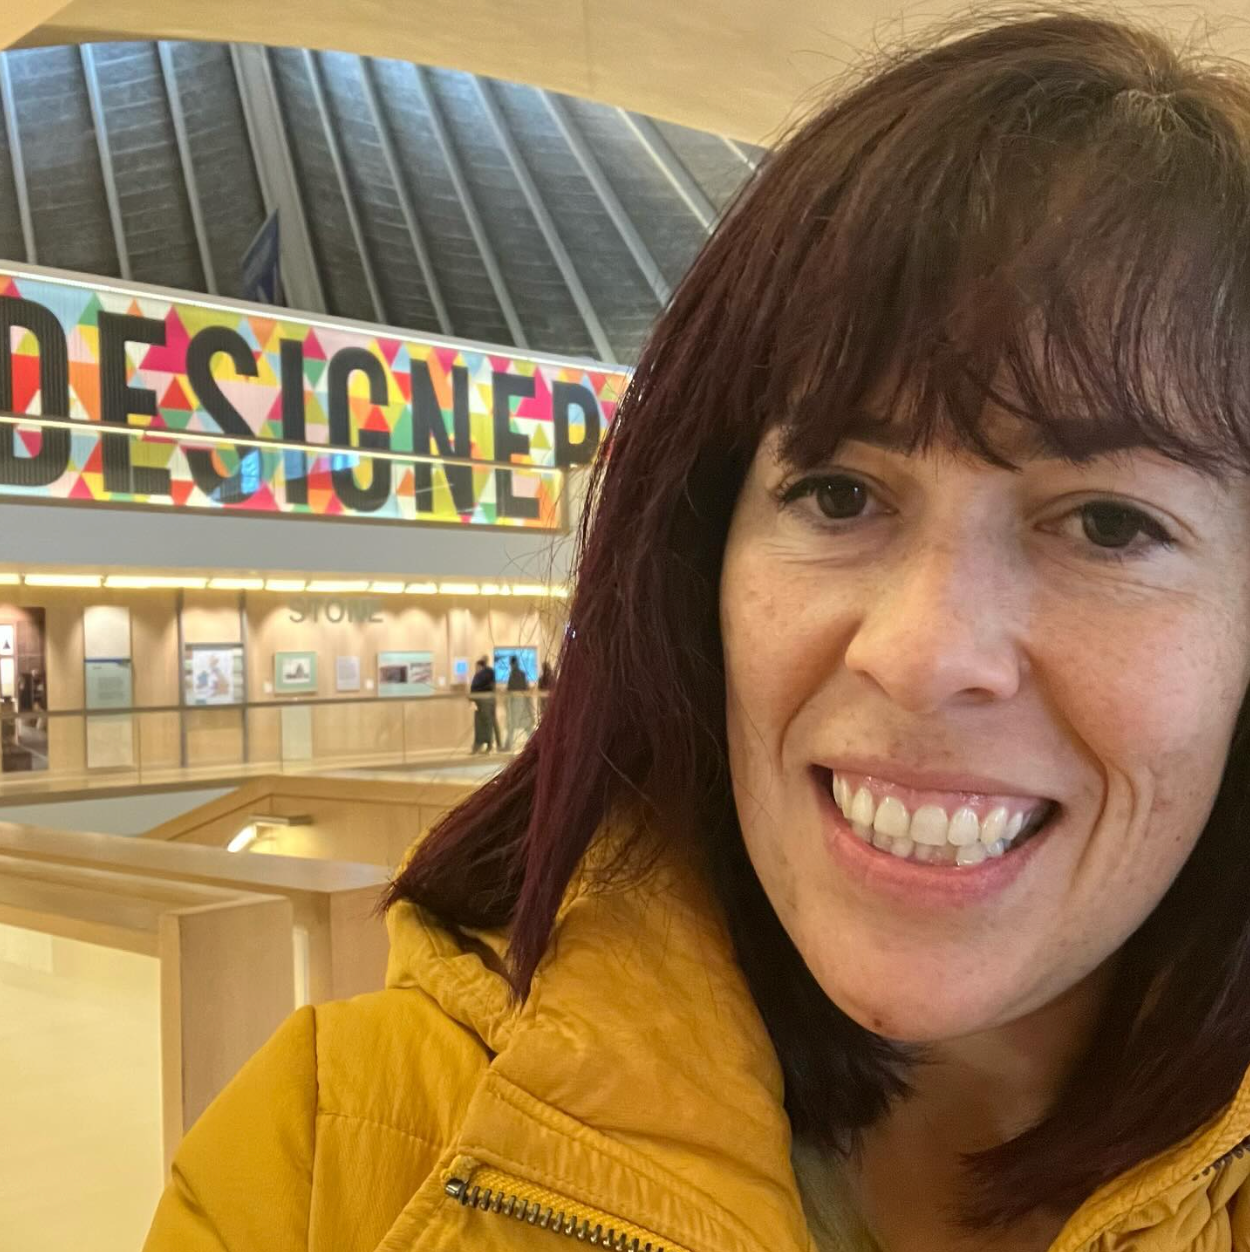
[0,41,766,364]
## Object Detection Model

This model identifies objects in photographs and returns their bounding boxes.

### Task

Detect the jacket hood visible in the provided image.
[383,841,1250,1252]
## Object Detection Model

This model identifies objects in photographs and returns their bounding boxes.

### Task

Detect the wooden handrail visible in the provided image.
[0,688,505,722]
[0,852,293,1171]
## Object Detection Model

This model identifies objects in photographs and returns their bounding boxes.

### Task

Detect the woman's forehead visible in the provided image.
[774,380,1246,480]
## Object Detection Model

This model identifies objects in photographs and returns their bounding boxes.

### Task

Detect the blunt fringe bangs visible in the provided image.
[388,8,1250,1231]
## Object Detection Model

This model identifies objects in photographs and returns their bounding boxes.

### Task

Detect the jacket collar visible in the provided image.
[386,840,1250,1252]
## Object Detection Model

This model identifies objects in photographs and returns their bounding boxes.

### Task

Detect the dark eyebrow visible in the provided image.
[833,410,1158,464]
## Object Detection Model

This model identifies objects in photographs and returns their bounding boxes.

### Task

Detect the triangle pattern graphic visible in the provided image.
[0,266,629,529]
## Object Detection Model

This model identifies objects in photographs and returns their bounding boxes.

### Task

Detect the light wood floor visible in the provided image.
[0,930,163,1252]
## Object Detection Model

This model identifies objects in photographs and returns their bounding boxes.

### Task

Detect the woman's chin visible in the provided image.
[817,971,1020,1044]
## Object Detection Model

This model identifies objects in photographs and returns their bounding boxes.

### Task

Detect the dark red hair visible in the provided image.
[389,10,1250,1229]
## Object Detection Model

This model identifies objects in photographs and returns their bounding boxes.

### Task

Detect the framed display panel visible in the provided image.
[377,651,434,698]
[494,647,539,686]
[274,651,318,695]
[84,659,136,769]
[335,656,361,693]
[83,605,132,660]
[85,659,132,710]
[183,645,245,706]
[83,607,135,768]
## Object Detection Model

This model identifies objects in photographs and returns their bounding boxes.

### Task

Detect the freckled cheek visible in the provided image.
[1038,615,1244,816]
[722,558,852,724]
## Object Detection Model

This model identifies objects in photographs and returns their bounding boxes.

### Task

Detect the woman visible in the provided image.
[144,12,1250,1251]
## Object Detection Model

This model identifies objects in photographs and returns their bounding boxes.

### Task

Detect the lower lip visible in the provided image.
[816,776,1053,907]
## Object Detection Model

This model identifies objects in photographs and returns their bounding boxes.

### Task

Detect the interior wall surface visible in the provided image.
[0,496,582,583]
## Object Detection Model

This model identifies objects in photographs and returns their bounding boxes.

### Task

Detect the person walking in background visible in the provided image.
[504,655,534,751]
[468,656,497,753]
[537,661,555,718]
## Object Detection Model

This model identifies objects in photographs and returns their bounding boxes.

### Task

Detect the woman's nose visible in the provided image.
[842,538,1025,713]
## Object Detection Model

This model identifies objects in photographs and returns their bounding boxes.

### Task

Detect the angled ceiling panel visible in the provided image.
[427,66,596,358]
[269,45,377,325]
[490,79,659,364]
[5,45,117,277]
[369,56,516,348]
[317,49,441,335]
[0,39,763,363]
[0,84,27,263]
[653,118,760,213]
[559,94,713,297]
[84,41,204,290]
[162,40,266,299]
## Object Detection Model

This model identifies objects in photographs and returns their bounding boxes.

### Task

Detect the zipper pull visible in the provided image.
[443,1162,694,1250]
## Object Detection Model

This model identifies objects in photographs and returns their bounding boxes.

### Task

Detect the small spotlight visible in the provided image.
[226,824,258,853]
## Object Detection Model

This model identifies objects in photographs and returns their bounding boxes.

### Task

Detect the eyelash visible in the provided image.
[774,473,1178,563]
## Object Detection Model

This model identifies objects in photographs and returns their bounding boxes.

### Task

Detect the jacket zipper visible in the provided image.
[445,1163,696,1252]
[1192,1132,1250,1181]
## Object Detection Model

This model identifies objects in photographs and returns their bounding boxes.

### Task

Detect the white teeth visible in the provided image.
[909,805,950,846]
[851,786,876,828]
[980,807,1008,846]
[830,773,1048,868]
[947,807,981,847]
[833,775,850,813]
[873,795,910,839]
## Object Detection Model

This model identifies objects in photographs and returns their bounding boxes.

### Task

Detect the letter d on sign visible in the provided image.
[0,298,70,487]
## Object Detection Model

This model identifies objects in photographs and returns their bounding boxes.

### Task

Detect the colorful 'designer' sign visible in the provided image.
[0,266,628,529]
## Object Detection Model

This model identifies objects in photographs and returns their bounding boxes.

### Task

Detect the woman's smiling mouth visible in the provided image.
[814,765,1059,870]
[830,767,1057,866]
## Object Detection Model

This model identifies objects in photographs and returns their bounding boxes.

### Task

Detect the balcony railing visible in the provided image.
[0,690,546,796]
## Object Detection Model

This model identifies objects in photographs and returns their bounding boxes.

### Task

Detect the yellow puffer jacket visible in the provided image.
[143,846,1250,1252]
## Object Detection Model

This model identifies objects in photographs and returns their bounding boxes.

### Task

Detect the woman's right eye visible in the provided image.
[778,474,876,522]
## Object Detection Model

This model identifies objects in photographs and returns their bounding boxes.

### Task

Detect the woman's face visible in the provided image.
[720,417,1250,1043]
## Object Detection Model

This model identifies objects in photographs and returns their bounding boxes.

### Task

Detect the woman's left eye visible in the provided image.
[1062,500,1176,559]
[777,474,882,523]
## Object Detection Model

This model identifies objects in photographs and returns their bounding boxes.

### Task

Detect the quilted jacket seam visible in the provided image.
[476,1072,768,1252]
[316,1108,447,1152]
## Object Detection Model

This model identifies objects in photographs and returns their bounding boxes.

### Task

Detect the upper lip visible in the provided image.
[814,756,1056,802]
